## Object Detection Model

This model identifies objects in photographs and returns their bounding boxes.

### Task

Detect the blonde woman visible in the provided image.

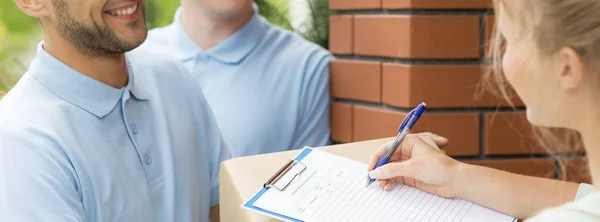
[367,0,600,221]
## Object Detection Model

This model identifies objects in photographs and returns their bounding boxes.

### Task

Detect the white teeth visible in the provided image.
[108,4,137,16]
[124,4,137,15]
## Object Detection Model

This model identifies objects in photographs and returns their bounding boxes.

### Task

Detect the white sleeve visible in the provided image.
[527,191,600,222]
[575,183,595,201]
[526,207,600,222]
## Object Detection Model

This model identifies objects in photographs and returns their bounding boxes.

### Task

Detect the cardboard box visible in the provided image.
[219,137,393,222]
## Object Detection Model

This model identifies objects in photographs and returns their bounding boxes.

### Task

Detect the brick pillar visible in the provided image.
[328,0,589,183]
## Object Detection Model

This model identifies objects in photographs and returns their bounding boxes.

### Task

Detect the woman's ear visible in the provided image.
[558,47,585,89]
[13,0,49,18]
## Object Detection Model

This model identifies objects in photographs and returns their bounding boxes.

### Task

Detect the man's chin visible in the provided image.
[115,33,148,52]
[209,6,249,19]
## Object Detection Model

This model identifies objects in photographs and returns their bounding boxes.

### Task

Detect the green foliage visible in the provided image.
[145,0,180,29]
[255,0,294,31]
[302,0,332,49]
[0,0,41,94]
[255,0,332,49]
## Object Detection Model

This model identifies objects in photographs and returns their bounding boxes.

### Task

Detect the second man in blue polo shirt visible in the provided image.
[140,1,333,157]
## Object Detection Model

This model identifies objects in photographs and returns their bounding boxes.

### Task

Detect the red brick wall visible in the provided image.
[328,0,589,183]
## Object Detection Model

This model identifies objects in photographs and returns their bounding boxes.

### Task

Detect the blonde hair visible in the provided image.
[485,0,600,182]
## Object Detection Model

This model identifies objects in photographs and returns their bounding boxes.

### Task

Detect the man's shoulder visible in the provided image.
[127,46,202,101]
[261,22,332,62]
[141,25,175,50]
[0,76,67,148]
[127,46,188,76]
[1,74,65,121]
[135,25,180,61]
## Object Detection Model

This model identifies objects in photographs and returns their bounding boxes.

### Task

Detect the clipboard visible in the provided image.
[241,147,314,222]
[241,147,517,222]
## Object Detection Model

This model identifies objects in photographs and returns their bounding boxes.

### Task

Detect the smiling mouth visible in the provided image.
[105,3,138,16]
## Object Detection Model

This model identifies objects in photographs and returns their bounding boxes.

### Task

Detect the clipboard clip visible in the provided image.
[264,159,307,191]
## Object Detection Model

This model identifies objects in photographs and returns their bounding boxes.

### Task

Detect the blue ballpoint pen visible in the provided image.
[366,102,427,187]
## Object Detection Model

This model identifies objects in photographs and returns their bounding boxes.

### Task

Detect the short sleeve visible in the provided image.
[0,130,85,221]
[188,77,234,207]
[209,136,233,207]
[290,51,333,150]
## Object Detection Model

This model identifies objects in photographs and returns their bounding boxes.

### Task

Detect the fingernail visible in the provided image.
[369,169,381,179]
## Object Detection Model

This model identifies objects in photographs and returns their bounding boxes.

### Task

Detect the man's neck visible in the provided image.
[43,31,128,89]
[180,5,253,50]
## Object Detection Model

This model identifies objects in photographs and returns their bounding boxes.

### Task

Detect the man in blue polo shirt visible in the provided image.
[0,0,229,221]
[139,1,332,157]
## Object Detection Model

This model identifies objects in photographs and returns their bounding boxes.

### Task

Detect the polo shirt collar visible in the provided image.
[170,6,266,64]
[28,42,148,118]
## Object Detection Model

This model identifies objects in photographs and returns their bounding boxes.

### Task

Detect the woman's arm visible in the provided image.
[368,134,581,220]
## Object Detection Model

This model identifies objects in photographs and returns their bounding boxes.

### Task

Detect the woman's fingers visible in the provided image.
[412,132,448,148]
[369,160,416,180]
[367,141,393,171]
[369,133,446,171]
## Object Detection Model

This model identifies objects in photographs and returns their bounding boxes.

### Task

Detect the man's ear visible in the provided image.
[13,0,49,18]
[558,47,585,89]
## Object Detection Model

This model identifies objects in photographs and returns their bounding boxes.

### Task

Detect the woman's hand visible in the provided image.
[367,133,462,198]
[368,133,583,220]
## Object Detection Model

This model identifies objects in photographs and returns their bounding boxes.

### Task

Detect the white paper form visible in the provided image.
[251,149,516,222]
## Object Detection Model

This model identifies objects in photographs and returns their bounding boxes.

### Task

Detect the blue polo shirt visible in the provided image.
[0,43,231,221]
[139,8,332,157]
